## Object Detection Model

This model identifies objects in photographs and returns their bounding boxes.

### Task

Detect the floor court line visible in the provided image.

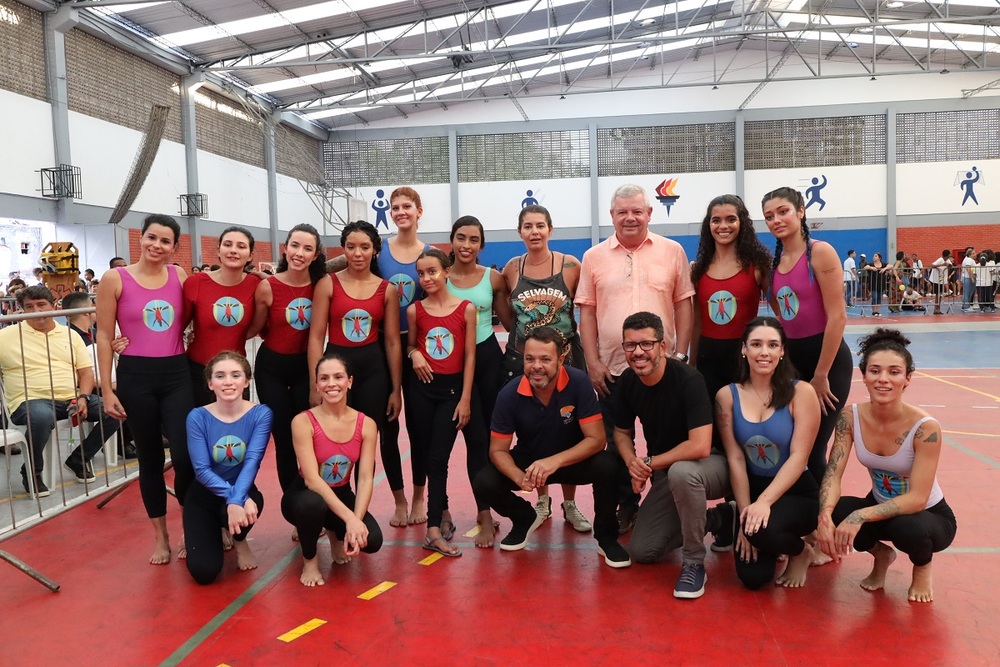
[277,618,328,642]
[943,435,1000,471]
[914,371,1000,403]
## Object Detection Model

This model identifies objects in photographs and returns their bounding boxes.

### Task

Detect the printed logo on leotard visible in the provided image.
[744,435,781,471]
[213,296,245,327]
[872,469,908,498]
[708,289,737,325]
[142,299,175,331]
[389,273,416,306]
[424,326,454,360]
[285,297,312,331]
[775,286,800,320]
[212,435,247,467]
[320,454,352,486]
[341,308,372,342]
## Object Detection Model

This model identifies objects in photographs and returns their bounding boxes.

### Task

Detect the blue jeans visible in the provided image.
[11,396,121,476]
[963,277,975,309]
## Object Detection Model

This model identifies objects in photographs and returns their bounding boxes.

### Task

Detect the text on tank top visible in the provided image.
[509,254,577,355]
[698,264,761,340]
[771,244,827,339]
[115,265,185,357]
[306,410,365,488]
[263,276,313,355]
[851,404,944,508]
[447,268,495,344]
[327,275,388,347]
[415,299,469,375]
[377,243,430,332]
[730,382,800,478]
[185,272,261,364]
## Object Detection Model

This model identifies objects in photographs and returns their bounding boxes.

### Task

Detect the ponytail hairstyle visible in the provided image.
[340,220,382,274]
[762,187,811,297]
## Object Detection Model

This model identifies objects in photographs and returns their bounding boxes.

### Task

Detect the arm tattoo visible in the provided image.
[714,399,731,430]
[849,500,900,524]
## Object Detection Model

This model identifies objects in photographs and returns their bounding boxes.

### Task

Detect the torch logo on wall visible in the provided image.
[655,178,680,216]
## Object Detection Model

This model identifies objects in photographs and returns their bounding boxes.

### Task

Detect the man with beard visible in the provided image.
[613,311,732,598]
[472,326,630,568]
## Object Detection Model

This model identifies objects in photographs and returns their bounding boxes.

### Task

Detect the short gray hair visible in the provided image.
[610,184,650,210]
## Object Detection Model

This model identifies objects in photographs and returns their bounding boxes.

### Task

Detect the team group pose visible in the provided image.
[81,184,954,599]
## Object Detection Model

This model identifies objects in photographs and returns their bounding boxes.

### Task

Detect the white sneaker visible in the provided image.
[561,500,593,533]
[534,494,552,521]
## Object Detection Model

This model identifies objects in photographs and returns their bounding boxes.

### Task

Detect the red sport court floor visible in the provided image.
[2,319,999,666]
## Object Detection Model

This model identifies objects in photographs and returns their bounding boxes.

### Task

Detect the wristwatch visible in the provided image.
[642,456,652,467]
[673,352,688,362]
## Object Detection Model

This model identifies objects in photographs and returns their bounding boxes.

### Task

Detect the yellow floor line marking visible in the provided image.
[464,525,481,538]
[277,618,327,643]
[216,664,232,667]
[914,371,1000,403]
[944,429,997,437]
[358,581,397,600]
[418,552,444,566]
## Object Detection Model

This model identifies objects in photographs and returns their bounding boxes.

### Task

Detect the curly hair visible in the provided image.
[691,194,772,285]
[340,220,382,274]
[857,327,914,375]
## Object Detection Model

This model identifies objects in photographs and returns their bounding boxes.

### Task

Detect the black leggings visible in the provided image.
[459,337,503,513]
[406,373,466,528]
[326,342,403,491]
[736,475,819,590]
[696,336,743,405]
[833,494,956,566]
[116,355,194,518]
[280,478,383,560]
[381,332,425,489]
[183,479,264,585]
[254,345,310,492]
[785,334,853,485]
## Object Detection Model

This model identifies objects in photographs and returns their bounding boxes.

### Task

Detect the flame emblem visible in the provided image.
[654,178,680,215]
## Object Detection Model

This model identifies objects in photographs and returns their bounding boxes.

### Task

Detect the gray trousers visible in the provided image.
[628,452,730,565]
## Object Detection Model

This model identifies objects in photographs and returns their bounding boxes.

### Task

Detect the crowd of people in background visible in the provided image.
[843,246,998,314]
[0,185,960,604]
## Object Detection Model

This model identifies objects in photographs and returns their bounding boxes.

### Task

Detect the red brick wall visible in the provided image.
[127,229,193,269]
[898,224,1000,263]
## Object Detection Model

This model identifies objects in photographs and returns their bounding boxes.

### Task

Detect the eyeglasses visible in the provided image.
[625,252,633,277]
[622,339,661,352]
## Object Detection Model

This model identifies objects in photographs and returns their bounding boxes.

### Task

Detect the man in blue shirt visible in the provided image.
[472,327,630,567]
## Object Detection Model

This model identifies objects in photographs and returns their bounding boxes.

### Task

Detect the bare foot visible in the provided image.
[222,529,234,551]
[291,527,299,542]
[329,532,351,564]
[907,562,933,602]
[300,556,325,587]
[425,528,460,556]
[810,549,833,567]
[234,539,258,571]
[176,538,187,560]
[149,543,171,565]
[475,511,495,548]
[776,543,813,588]
[390,505,408,527]
[408,495,427,525]
[861,542,897,592]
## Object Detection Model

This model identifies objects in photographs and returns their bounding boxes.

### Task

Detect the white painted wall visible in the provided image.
[597,172,737,232]
[276,173,324,232]
[0,89,54,198]
[347,184,453,236]
[745,165,887,218]
[897,159,999,215]
[458,178,591,231]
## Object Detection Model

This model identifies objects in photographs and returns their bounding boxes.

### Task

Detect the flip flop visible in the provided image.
[441,520,457,541]
[423,535,462,558]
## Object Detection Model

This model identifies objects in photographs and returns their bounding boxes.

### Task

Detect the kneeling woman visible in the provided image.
[818,328,956,602]
[184,352,273,584]
[716,317,821,589]
[282,353,383,587]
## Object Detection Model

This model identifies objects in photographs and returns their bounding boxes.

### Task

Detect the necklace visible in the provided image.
[748,382,772,407]
[526,251,553,267]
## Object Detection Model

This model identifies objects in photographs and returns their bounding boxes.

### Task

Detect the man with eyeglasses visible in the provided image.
[576,184,695,535]
[613,311,731,599]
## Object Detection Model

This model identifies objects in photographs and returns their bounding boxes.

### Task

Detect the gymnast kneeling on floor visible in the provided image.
[184,351,273,585]
[281,352,383,587]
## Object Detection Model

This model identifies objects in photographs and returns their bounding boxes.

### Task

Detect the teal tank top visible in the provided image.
[447,268,495,344]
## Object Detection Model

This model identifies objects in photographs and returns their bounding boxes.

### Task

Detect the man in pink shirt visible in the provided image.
[576,183,695,533]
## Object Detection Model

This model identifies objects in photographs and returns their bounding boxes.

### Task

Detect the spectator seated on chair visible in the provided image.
[0,285,120,497]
